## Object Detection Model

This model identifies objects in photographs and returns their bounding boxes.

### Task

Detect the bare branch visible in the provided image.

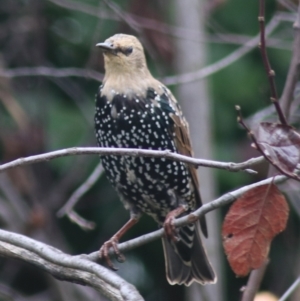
[210,32,292,50]
[236,106,300,181]
[0,229,144,301]
[86,174,287,261]
[258,0,288,125]
[63,210,96,231]
[101,0,161,66]
[46,0,215,43]
[0,174,289,301]
[241,260,269,301]
[163,15,281,85]
[280,2,300,118]
[47,0,117,20]
[47,0,295,47]
[57,162,104,230]
[0,15,291,86]
[277,0,298,12]
[0,67,103,81]
[0,147,262,174]
[102,0,140,33]
[279,276,300,301]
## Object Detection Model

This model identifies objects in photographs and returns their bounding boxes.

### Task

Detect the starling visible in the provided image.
[95,34,216,286]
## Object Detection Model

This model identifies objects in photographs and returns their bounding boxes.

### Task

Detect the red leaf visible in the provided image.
[222,183,289,277]
[256,122,300,174]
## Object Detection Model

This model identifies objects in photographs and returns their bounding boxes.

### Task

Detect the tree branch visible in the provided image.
[0,66,103,81]
[279,275,300,301]
[277,0,298,12]
[57,162,104,230]
[280,1,300,118]
[85,174,287,261]
[0,174,288,300]
[163,14,282,85]
[240,4,299,300]
[0,229,144,301]
[258,0,288,125]
[0,147,262,174]
[241,260,269,301]
[0,14,291,86]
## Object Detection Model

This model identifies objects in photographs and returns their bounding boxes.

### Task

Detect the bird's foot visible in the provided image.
[163,215,180,243]
[99,237,126,270]
[163,206,187,242]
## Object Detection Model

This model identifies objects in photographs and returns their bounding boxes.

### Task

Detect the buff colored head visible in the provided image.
[96,34,163,100]
[96,34,149,76]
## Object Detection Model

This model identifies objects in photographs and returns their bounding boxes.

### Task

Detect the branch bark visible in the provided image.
[0,229,143,301]
[57,162,104,230]
[0,66,103,81]
[0,168,288,301]
[241,260,269,301]
[280,2,300,118]
[85,174,287,261]
[0,146,263,174]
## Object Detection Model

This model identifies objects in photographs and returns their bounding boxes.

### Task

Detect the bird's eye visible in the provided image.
[124,47,133,56]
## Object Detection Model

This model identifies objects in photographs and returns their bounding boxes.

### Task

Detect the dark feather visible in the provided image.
[170,112,208,237]
[162,220,216,285]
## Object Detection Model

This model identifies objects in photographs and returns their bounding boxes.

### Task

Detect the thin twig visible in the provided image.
[277,0,298,12]
[280,1,300,118]
[85,174,287,261]
[258,0,288,125]
[46,0,212,43]
[267,1,300,183]
[57,162,104,230]
[102,0,140,33]
[0,173,289,298]
[66,210,96,231]
[279,276,300,301]
[102,0,161,68]
[236,106,300,181]
[0,146,263,174]
[211,32,292,50]
[241,260,269,301]
[163,15,282,85]
[0,66,103,81]
[0,17,285,86]
[47,0,295,45]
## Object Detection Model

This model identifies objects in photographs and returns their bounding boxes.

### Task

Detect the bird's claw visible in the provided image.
[99,237,126,270]
[163,217,180,242]
[116,253,126,263]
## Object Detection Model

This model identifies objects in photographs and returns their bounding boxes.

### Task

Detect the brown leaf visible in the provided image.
[256,122,300,175]
[222,183,289,277]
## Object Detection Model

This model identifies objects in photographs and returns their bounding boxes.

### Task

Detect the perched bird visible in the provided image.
[95,33,216,286]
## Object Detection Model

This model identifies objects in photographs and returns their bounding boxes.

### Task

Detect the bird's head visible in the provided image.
[96,34,149,77]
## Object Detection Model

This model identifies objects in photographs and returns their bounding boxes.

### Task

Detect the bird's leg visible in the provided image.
[99,217,139,270]
[163,205,187,242]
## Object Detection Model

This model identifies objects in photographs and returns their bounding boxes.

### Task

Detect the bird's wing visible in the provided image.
[171,113,201,201]
[166,92,208,237]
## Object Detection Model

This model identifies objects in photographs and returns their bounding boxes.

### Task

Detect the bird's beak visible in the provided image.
[96,42,115,52]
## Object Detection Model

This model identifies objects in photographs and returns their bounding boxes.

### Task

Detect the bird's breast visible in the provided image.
[95,87,175,150]
[94,87,195,220]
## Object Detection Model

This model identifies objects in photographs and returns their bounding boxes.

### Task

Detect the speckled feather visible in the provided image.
[95,34,215,286]
[95,85,197,223]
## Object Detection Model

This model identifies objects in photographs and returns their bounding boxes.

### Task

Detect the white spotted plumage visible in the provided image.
[95,33,216,286]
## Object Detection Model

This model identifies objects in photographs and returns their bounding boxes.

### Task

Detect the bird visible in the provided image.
[94,33,216,286]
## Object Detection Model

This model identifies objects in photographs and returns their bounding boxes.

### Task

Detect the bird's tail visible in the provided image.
[162,220,216,286]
